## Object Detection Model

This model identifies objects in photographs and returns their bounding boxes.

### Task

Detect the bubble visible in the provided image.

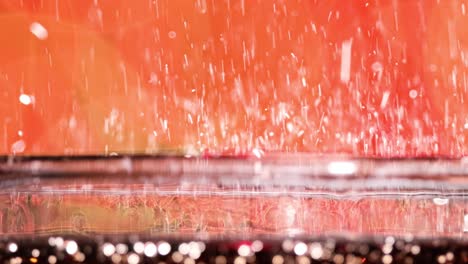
[382,255,393,264]
[233,257,246,264]
[111,254,121,263]
[127,253,140,264]
[158,242,171,256]
[115,244,127,255]
[133,242,145,254]
[172,252,184,263]
[237,244,251,257]
[8,243,18,253]
[65,241,78,255]
[293,242,308,256]
[410,245,421,255]
[282,240,294,252]
[32,249,40,258]
[143,242,157,257]
[74,252,85,262]
[48,256,57,264]
[272,255,284,264]
[215,256,227,264]
[251,241,263,252]
[102,243,115,257]
[437,255,446,264]
[310,243,323,260]
[178,243,190,255]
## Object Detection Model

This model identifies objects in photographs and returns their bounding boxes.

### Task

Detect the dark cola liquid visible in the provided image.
[1,236,467,264]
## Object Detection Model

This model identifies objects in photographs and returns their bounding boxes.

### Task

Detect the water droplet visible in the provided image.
[327,161,357,175]
[464,214,468,232]
[168,31,177,39]
[340,39,353,83]
[30,22,48,40]
[371,61,383,81]
[196,0,207,14]
[252,148,264,158]
[11,140,26,153]
[380,91,391,109]
[19,94,33,105]
[69,117,77,129]
[432,197,449,206]
[409,89,418,99]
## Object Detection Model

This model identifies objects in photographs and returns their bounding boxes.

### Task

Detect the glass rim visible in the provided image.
[0,155,466,192]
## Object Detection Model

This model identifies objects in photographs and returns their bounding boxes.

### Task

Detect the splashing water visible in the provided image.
[0,0,467,157]
[0,3,468,261]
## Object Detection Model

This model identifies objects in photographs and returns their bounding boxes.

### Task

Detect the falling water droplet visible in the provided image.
[11,140,26,153]
[168,31,177,39]
[340,39,353,83]
[196,0,208,14]
[432,197,449,206]
[19,94,33,105]
[409,89,418,99]
[464,214,468,232]
[30,22,48,40]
